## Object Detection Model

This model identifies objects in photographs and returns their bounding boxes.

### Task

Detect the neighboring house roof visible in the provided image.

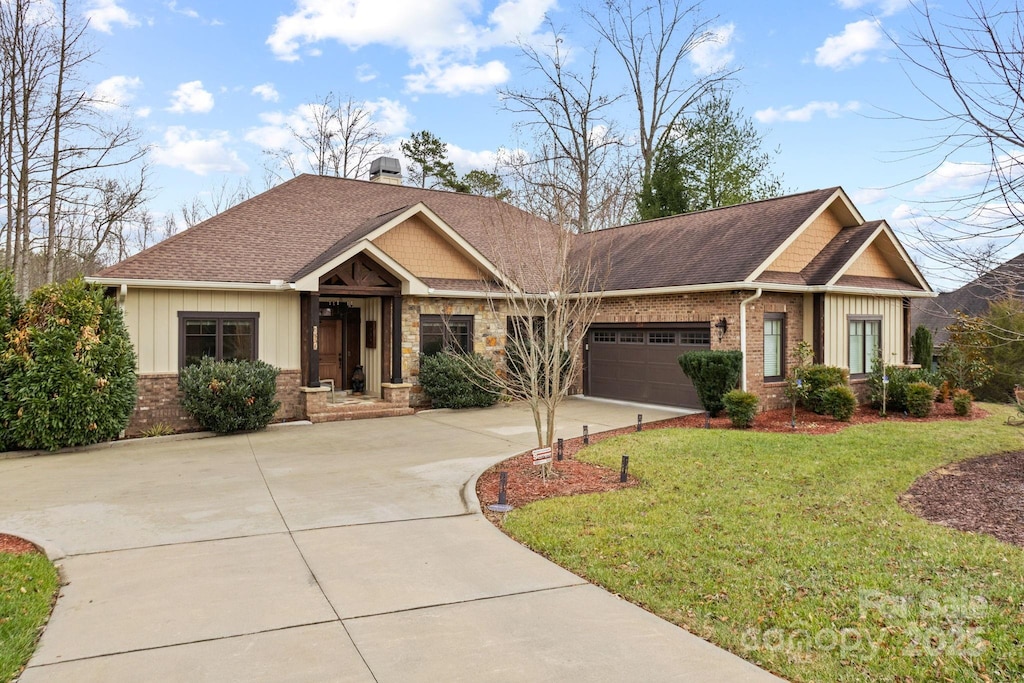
[94,174,930,298]
[97,174,557,287]
[913,253,1024,344]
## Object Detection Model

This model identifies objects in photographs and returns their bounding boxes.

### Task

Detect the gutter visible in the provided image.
[739,288,763,391]
[84,277,297,292]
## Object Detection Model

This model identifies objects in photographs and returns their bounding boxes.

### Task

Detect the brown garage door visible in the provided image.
[585,325,710,409]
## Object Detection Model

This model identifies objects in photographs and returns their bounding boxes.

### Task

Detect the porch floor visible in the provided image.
[308,391,414,424]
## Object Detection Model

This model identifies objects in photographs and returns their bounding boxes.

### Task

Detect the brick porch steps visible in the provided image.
[307,403,415,423]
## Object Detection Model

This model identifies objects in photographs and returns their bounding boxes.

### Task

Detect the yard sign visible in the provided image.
[532,447,552,466]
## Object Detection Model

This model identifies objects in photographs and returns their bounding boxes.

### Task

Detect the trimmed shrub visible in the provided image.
[952,389,973,417]
[0,271,19,452]
[179,358,280,433]
[678,350,742,417]
[418,353,500,409]
[723,389,759,428]
[868,361,938,413]
[905,381,935,418]
[0,277,137,451]
[799,365,849,415]
[821,384,857,421]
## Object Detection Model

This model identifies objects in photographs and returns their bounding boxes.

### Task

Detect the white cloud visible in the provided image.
[837,0,909,17]
[754,100,861,123]
[92,75,142,110]
[912,160,992,196]
[84,0,139,33]
[245,97,412,154]
[167,1,198,19]
[251,82,280,102]
[815,19,884,69]
[266,0,552,96]
[151,127,247,175]
[851,188,891,206]
[405,60,511,95]
[364,97,412,136]
[688,24,736,75]
[136,106,152,118]
[355,64,378,83]
[445,143,499,173]
[168,81,215,114]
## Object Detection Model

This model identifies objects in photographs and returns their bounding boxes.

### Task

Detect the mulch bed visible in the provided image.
[901,452,1024,548]
[478,402,987,522]
[0,533,41,555]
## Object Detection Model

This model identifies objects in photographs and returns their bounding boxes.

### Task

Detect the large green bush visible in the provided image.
[868,360,938,413]
[179,358,280,433]
[678,350,742,417]
[905,381,935,418]
[911,325,933,370]
[799,365,849,415]
[418,353,500,409]
[0,276,137,451]
[722,389,758,428]
[0,272,20,452]
[821,384,857,421]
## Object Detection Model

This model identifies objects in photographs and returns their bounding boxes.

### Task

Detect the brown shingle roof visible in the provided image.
[573,188,840,291]
[98,175,558,285]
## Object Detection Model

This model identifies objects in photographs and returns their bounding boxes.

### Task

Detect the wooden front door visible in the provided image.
[318,320,343,387]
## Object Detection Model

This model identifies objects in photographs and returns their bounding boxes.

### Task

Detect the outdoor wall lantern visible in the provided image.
[714,317,728,341]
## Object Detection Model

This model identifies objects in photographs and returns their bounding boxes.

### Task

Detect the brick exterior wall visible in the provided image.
[127,369,303,436]
[400,296,507,407]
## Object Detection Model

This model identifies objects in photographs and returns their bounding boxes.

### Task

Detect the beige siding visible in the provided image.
[373,215,485,280]
[845,241,901,279]
[767,208,844,273]
[125,288,301,373]
[823,294,903,370]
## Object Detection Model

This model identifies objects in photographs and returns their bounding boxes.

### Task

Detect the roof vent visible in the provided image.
[369,157,402,185]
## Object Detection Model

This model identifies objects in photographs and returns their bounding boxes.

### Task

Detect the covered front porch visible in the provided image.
[297,252,415,423]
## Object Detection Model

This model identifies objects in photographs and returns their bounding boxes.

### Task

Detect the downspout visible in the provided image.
[739,288,763,391]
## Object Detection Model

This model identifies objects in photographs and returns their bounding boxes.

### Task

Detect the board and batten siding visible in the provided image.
[823,294,903,370]
[125,288,301,374]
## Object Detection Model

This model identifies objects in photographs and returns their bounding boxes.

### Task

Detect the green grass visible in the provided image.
[0,552,59,683]
[503,407,1024,682]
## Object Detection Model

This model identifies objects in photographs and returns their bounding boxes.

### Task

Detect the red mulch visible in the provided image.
[901,451,1024,548]
[0,533,41,555]
[477,402,987,519]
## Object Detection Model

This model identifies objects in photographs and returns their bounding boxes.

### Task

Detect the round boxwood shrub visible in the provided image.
[418,352,500,409]
[0,276,137,451]
[179,358,281,433]
[722,389,758,428]
[821,384,857,422]
[905,381,935,418]
[678,350,743,417]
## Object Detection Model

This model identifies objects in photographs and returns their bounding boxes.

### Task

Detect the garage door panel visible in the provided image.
[586,327,709,409]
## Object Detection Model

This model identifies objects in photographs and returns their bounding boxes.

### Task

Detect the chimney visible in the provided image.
[369,157,402,185]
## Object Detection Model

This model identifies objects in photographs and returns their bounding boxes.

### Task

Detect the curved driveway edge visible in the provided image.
[1,398,783,682]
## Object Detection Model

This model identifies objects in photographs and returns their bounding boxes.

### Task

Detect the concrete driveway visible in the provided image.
[1,398,781,682]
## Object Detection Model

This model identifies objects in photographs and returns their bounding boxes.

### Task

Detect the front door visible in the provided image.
[318,320,343,387]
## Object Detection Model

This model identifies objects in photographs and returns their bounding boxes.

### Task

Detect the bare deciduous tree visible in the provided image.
[893,1,1024,280]
[179,177,253,229]
[499,23,627,232]
[583,0,738,189]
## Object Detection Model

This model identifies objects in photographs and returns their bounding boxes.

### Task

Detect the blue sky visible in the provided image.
[81,0,989,290]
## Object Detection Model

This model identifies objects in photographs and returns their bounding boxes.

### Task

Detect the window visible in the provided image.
[764,314,785,380]
[619,331,644,344]
[178,312,258,368]
[592,330,616,343]
[648,332,676,344]
[849,317,881,375]
[680,329,711,345]
[420,315,473,356]
[507,316,546,344]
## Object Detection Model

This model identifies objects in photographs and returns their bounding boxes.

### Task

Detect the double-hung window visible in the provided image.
[849,317,881,375]
[764,314,785,381]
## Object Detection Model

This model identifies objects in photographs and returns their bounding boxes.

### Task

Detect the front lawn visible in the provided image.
[502,409,1024,682]
[0,548,59,682]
